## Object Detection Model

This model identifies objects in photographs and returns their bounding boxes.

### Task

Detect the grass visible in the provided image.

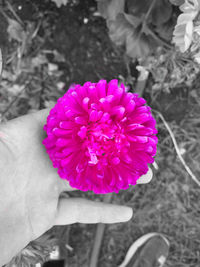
[1,1,200,267]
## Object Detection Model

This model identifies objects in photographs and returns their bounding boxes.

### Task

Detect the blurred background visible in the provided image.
[1,0,200,266]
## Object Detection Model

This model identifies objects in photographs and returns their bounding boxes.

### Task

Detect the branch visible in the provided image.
[144,0,157,22]
[154,110,200,187]
[145,26,173,49]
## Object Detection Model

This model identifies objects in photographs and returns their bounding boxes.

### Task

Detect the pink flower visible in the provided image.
[43,80,157,194]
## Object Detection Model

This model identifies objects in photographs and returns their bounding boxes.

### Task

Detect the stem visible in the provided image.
[89,194,113,267]
[139,0,172,50]
[145,26,173,49]
[0,49,2,77]
[154,110,200,187]
[144,0,157,22]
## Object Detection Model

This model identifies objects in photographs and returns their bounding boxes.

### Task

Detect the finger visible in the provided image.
[54,198,133,225]
[136,168,153,184]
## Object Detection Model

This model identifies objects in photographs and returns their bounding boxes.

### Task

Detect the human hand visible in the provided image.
[0,109,152,265]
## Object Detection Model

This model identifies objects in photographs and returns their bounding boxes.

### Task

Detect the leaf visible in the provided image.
[180,0,200,17]
[126,28,155,59]
[7,84,25,96]
[172,0,199,52]
[151,0,172,25]
[169,0,184,5]
[7,19,26,42]
[194,25,200,36]
[5,232,57,267]
[173,20,193,52]
[31,54,48,68]
[51,0,69,8]
[107,13,132,46]
[126,0,172,25]
[123,13,141,27]
[97,0,125,20]
[126,0,151,16]
[191,30,200,63]
[107,13,155,59]
[155,18,174,41]
[194,52,200,63]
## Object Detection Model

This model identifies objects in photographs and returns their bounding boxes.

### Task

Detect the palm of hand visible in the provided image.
[0,110,66,264]
[0,109,151,265]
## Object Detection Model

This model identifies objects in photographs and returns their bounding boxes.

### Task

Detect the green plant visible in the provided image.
[97,0,200,64]
[50,0,69,8]
[4,232,57,267]
[97,0,174,59]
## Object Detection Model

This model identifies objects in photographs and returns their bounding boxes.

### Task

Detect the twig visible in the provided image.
[6,0,24,26]
[90,193,113,267]
[144,0,157,22]
[154,110,200,187]
[131,0,157,53]
[90,223,105,267]
[145,26,173,50]
[139,0,172,50]
[39,66,45,109]
[0,48,2,76]
[31,20,42,39]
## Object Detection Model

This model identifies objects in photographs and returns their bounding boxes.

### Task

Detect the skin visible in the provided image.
[0,109,152,266]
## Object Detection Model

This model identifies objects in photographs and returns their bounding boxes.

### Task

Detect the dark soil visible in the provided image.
[14,0,128,87]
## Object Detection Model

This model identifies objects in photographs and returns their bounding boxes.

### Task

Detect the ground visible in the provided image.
[1,0,200,266]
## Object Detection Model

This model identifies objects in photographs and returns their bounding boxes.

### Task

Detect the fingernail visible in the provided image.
[122,207,133,222]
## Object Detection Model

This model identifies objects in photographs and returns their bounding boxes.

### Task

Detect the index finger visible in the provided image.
[55,197,133,225]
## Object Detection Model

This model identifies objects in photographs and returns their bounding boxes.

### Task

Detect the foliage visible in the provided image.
[50,0,69,8]
[97,0,200,65]
[4,232,57,267]
[171,0,200,63]
[139,48,200,92]
[172,0,200,52]
[97,0,174,59]
[7,18,26,43]
[169,0,184,5]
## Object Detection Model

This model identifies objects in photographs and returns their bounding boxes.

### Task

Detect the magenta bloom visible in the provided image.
[43,80,157,194]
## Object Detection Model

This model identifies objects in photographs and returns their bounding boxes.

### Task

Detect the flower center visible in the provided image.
[78,119,128,166]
